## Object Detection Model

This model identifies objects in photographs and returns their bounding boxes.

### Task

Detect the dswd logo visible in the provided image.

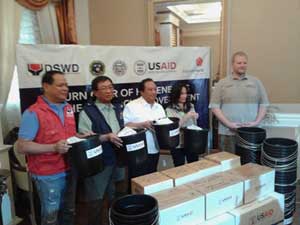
[28,64,43,76]
[90,60,105,76]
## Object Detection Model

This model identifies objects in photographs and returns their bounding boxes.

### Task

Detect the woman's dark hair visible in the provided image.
[169,82,192,113]
[41,70,64,85]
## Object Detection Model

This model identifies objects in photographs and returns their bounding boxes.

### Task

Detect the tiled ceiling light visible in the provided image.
[167,2,222,24]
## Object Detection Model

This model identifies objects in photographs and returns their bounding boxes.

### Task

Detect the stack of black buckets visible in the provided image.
[109,194,159,225]
[236,127,298,225]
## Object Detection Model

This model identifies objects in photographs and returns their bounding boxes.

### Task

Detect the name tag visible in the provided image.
[86,145,103,159]
[169,128,180,137]
[126,141,145,152]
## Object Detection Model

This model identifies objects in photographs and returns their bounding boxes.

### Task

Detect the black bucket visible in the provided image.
[110,194,159,225]
[69,135,104,178]
[261,138,298,224]
[183,128,208,155]
[236,127,266,164]
[153,117,180,149]
[119,129,148,168]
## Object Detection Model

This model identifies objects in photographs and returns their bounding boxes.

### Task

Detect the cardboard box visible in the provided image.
[227,163,275,204]
[152,185,205,225]
[131,172,173,194]
[186,159,222,179]
[187,172,244,220]
[161,164,200,186]
[194,213,235,225]
[229,192,284,225]
[205,152,241,171]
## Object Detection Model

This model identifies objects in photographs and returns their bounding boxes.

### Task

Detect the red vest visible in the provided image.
[27,96,76,175]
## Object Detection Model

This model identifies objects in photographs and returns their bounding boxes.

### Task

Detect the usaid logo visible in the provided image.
[134,60,177,75]
[148,62,176,71]
[27,63,80,75]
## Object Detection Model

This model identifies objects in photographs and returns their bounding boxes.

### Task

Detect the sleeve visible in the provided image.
[18,110,39,140]
[123,103,133,124]
[78,110,92,133]
[209,81,222,109]
[166,107,177,118]
[256,79,269,107]
[158,104,166,118]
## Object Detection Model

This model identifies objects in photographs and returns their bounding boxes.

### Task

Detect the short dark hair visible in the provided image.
[169,82,192,113]
[138,78,155,92]
[91,75,113,91]
[41,70,64,85]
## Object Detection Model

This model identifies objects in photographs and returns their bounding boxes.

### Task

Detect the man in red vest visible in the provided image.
[17,70,81,225]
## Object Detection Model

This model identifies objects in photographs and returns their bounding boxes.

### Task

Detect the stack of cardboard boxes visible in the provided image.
[131,152,285,225]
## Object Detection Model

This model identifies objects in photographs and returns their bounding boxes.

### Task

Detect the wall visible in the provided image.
[89,0,148,46]
[183,35,220,79]
[229,0,300,105]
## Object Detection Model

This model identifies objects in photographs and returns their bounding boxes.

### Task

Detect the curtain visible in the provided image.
[54,0,77,44]
[16,0,48,11]
[0,0,22,139]
[37,3,60,44]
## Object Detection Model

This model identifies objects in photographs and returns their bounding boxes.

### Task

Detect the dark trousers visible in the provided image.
[171,147,198,167]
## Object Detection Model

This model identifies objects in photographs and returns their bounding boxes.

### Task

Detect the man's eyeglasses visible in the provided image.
[97,85,114,91]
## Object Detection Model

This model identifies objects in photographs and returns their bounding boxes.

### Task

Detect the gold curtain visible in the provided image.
[54,0,77,44]
[16,0,48,11]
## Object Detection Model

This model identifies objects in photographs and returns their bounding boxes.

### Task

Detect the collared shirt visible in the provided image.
[209,74,269,135]
[123,96,166,154]
[78,100,120,134]
[19,96,68,140]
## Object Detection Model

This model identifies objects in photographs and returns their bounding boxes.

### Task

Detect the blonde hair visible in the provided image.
[231,51,248,63]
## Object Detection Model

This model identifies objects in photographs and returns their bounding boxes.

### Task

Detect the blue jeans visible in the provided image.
[32,171,76,225]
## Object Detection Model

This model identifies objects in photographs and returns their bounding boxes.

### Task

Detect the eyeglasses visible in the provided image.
[97,85,114,91]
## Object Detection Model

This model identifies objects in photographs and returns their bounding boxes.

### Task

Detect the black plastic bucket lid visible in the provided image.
[183,128,208,154]
[153,117,180,149]
[69,135,104,178]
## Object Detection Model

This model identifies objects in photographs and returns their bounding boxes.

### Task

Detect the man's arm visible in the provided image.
[78,108,122,147]
[123,102,155,130]
[243,106,267,127]
[17,138,70,155]
[212,108,241,129]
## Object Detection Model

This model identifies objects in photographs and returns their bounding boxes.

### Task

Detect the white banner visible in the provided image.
[16,44,211,128]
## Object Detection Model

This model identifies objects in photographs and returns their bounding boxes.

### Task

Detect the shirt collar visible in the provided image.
[230,73,248,80]
[139,96,157,107]
[42,96,67,108]
[95,99,114,110]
